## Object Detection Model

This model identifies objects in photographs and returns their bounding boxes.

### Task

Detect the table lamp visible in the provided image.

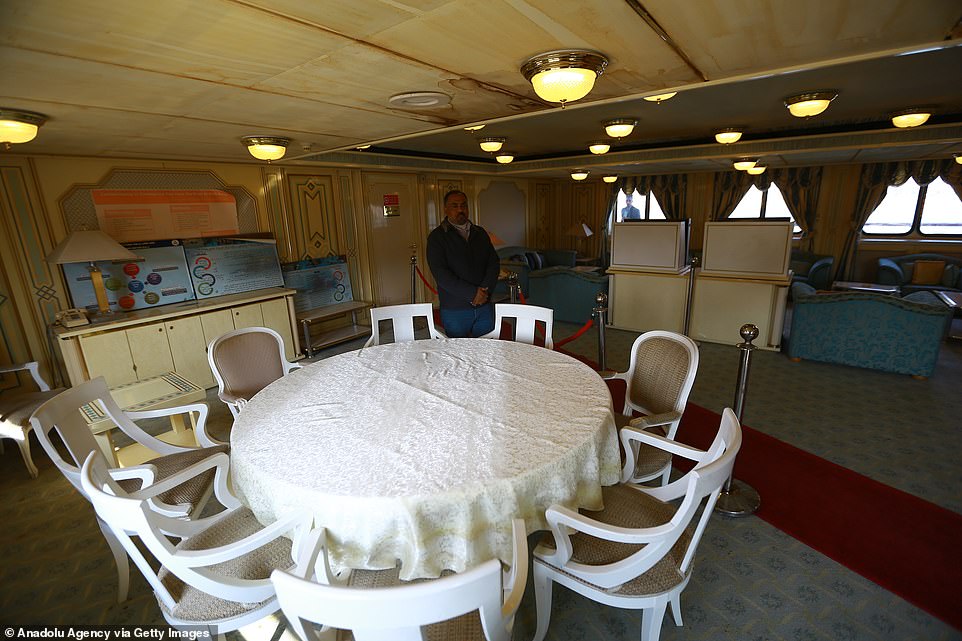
[46,230,139,317]
[567,221,594,256]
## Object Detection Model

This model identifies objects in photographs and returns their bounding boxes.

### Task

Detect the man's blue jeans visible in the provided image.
[440,304,495,338]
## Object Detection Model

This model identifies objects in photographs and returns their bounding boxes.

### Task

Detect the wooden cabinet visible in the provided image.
[57,288,300,389]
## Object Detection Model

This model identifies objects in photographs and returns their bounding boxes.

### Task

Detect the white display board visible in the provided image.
[700,221,792,280]
[282,261,354,313]
[183,239,284,298]
[610,221,688,273]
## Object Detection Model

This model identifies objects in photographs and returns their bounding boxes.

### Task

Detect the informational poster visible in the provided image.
[62,240,195,312]
[383,193,400,217]
[93,189,240,243]
[184,238,284,299]
[282,261,354,313]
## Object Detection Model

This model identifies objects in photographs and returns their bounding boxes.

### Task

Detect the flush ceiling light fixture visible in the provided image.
[746,165,767,175]
[891,109,932,128]
[241,136,290,161]
[955,153,962,165]
[0,108,48,148]
[355,144,371,150]
[463,124,486,131]
[603,175,618,183]
[733,159,757,171]
[643,92,677,103]
[588,142,610,155]
[520,49,608,108]
[479,137,505,152]
[715,128,743,144]
[495,152,514,164]
[604,118,637,138]
[784,91,838,118]
[570,169,589,181]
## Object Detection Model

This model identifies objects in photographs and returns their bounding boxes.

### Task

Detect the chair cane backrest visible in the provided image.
[365,303,445,347]
[273,519,528,641]
[486,303,554,349]
[623,331,699,423]
[208,326,300,417]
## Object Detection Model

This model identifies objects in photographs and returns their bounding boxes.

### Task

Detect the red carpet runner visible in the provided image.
[605,378,962,631]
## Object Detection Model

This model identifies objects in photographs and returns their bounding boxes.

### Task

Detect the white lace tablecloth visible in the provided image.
[230,338,619,579]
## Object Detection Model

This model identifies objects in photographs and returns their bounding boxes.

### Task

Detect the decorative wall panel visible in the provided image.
[287,174,338,260]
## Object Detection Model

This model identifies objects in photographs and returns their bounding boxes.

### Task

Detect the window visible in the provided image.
[862,177,962,237]
[728,184,801,233]
[615,189,666,222]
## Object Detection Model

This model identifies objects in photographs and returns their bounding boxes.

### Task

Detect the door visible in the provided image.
[231,303,264,329]
[79,331,136,387]
[166,316,215,388]
[260,298,296,361]
[126,323,175,381]
[361,173,421,305]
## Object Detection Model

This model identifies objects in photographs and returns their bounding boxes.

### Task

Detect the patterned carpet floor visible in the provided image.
[1,317,960,640]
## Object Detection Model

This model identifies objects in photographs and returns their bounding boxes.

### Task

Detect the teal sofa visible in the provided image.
[496,246,608,323]
[790,250,834,291]
[876,253,962,294]
[787,282,951,377]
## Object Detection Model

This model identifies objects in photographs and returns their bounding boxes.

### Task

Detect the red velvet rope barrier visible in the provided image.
[414,266,438,295]
[553,317,594,348]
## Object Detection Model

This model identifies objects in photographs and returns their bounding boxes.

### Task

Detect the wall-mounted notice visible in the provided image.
[62,240,195,312]
[282,261,354,313]
[383,193,400,217]
[184,238,284,299]
[93,189,240,243]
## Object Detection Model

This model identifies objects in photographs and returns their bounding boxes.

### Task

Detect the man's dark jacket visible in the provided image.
[427,219,500,310]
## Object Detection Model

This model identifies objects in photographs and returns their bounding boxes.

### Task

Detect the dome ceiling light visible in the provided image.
[643,92,677,103]
[479,137,506,152]
[520,49,608,108]
[604,118,637,138]
[955,153,962,165]
[746,165,767,175]
[570,169,589,181]
[784,91,838,118]
[603,175,618,183]
[0,108,48,148]
[355,144,371,150]
[891,109,932,128]
[241,136,290,162]
[733,159,757,171]
[588,142,610,155]
[463,124,485,131]
[495,152,514,164]
[715,129,743,144]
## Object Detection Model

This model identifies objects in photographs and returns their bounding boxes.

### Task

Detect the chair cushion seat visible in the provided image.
[614,415,671,478]
[157,506,293,622]
[0,388,66,428]
[537,484,692,597]
[117,444,229,510]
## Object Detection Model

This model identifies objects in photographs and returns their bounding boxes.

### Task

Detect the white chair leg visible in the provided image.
[640,602,668,641]
[532,563,554,641]
[97,517,130,602]
[16,430,39,478]
[669,591,683,626]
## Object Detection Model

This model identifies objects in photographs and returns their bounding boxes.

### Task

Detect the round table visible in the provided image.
[230,338,619,579]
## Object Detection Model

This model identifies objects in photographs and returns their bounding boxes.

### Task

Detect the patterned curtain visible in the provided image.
[940,159,962,201]
[835,162,905,280]
[711,171,753,220]
[651,174,686,220]
[772,167,823,251]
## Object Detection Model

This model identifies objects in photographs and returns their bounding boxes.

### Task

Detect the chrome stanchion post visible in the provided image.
[410,254,417,304]
[508,273,519,304]
[715,323,762,517]
[684,255,699,336]
[593,292,615,377]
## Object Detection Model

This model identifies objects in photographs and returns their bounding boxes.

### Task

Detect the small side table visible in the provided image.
[935,290,962,340]
[80,371,206,466]
[831,281,900,295]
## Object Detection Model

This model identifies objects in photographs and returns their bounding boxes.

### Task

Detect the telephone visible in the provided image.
[57,308,89,328]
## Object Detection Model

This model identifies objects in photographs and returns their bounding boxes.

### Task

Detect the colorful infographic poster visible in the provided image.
[282,261,354,313]
[92,189,239,243]
[184,239,284,299]
[62,240,195,312]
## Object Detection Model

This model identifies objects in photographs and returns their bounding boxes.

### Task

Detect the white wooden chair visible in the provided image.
[0,361,64,478]
[532,408,742,641]
[29,377,227,602]
[364,303,446,347]
[208,326,301,418]
[607,330,699,485]
[80,449,318,634]
[481,303,554,349]
[272,518,528,641]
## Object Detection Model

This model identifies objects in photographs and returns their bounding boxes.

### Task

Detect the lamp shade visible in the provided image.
[241,136,290,161]
[46,230,139,264]
[520,50,608,106]
[0,108,47,145]
[567,222,594,238]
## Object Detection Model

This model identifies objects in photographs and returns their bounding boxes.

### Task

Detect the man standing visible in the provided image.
[427,190,500,337]
[621,193,641,220]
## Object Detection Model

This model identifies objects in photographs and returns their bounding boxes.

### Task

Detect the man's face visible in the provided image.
[444,193,469,225]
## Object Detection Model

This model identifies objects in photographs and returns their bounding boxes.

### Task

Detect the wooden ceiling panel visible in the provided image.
[240,0,454,39]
